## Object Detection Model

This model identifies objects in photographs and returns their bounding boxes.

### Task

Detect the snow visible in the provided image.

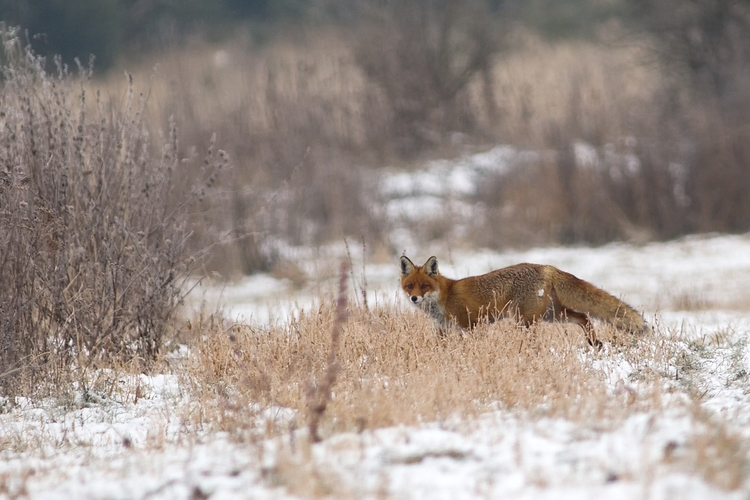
[339,413,705,499]
[193,233,750,332]
[377,145,540,250]
[379,145,522,199]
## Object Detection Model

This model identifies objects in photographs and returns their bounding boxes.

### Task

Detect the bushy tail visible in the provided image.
[553,271,649,334]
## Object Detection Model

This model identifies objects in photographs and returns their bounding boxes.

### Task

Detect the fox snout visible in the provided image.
[405,289,438,307]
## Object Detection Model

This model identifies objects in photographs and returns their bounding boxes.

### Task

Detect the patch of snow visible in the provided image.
[378,145,532,245]
[574,141,600,170]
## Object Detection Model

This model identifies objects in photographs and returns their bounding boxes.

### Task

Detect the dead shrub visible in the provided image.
[0,29,223,397]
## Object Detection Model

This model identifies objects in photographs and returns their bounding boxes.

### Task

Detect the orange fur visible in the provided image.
[400,256,648,346]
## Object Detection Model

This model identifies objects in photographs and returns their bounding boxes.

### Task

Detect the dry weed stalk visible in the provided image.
[307,261,350,443]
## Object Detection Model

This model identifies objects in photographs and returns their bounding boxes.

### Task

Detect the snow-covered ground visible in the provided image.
[3,231,750,499]
[2,140,750,500]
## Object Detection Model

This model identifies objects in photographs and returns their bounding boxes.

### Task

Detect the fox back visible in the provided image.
[400,255,552,329]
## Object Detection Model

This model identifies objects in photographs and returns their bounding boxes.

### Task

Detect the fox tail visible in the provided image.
[553,272,649,334]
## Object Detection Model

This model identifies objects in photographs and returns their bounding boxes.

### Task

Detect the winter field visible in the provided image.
[2,230,750,499]
[4,11,750,496]
[1,143,750,500]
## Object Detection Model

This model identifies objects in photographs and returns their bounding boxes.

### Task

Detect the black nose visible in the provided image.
[411,296,418,302]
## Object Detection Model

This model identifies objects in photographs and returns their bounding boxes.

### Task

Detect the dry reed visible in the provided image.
[307,261,350,443]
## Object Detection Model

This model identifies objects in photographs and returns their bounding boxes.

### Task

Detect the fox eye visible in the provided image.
[406,284,414,290]
[420,284,428,290]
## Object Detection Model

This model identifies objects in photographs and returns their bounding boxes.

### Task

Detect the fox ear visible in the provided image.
[400,256,415,277]
[424,256,439,277]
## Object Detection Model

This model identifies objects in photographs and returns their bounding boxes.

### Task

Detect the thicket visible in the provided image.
[508,0,750,244]
[351,0,508,154]
[0,29,223,396]
[625,0,750,235]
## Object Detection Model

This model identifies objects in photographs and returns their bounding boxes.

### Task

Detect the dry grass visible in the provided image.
[72,23,750,266]
[172,295,750,493]
[487,37,659,147]
[90,32,668,267]
[182,302,678,438]
[102,32,654,164]
[98,36,388,273]
[0,283,746,494]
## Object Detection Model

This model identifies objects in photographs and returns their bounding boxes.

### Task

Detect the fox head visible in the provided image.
[400,255,441,306]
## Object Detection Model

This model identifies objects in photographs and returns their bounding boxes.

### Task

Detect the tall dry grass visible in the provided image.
[97,34,661,265]
[182,302,677,439]
[100,36,388,275]
[89,22,750,262]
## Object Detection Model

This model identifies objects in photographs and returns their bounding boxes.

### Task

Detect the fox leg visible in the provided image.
[546,286,602,348]
[561,308,601,348]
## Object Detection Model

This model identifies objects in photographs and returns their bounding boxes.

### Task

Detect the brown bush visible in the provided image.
[0,29,223,397]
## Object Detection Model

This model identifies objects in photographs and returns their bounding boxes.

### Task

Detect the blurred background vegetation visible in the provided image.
[2,0,750,273]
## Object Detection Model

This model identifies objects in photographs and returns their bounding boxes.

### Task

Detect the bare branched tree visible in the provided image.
[627,0,750,234]
[352,0,508,155]
[629,0,750,107]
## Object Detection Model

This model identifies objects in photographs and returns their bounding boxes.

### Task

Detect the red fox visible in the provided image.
[400,255,649,345]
